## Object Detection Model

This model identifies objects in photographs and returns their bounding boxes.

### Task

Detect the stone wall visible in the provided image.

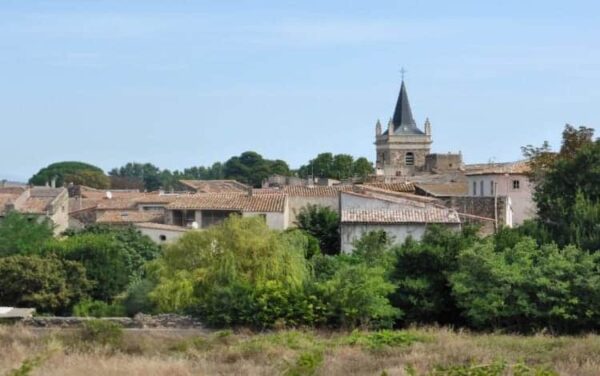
[21,314,204,329]
[443,196,509,235]
[424,153,463,173]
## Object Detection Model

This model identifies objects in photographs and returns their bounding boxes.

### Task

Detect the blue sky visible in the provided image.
[1,0,599,181]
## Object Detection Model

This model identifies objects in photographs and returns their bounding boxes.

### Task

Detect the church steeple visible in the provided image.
[391,81,422,134]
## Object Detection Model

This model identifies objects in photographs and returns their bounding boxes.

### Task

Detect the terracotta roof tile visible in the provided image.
[179,180,250,193]
[465,160,530,176]
[96,211,164,224]
[415,182,468,197]
[362,182,416,193]
[19,197,53,214]
[341,208,460,224]
[167,193,286,212]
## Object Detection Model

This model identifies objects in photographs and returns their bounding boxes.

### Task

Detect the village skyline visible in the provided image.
[2,0,599,181]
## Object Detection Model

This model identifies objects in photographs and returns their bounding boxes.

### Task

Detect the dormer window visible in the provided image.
[405,152,415,166]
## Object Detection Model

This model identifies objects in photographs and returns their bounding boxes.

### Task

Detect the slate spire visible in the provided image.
[392,80,418,131]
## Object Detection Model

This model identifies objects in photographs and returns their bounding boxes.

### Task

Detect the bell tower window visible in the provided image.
[405,152,415,166]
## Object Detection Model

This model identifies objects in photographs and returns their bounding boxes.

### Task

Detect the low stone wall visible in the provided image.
[21,314,203,329]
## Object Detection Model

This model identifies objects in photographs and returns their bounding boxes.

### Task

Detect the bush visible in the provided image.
[390,225,477,326]
[296,205,340,255]
[319,263,400,329]
[0,212,54,256]
[122,278,157,316]
[0,255,90,314]
[340,329,424,350]
[80,320,123,347]
[451,238,600,333]
[150,216,311,328]
[73,299,125,317]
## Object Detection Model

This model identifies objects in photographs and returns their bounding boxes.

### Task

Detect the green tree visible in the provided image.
[331,154,354,180]
[0,255,90,314]
[319,263,400,329]
[352,157,374,180]
[451,237,600,333]
[530,126,600,250]
[0,212,54,256]
[296,204,340,255]
[223,151,287,187]
[109,162,162,191]
[149,216,309,320]
[390,225,478,325]
[29,161,107,188]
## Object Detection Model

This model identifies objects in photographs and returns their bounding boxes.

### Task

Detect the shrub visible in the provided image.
[296,204,340,255]
[341,329,423,350]
[0,255,90,314]
[320,263,400,329]
[0,212,54,256]
[390,225,477,326]
[73,299,125,317]
[150,216,311,328]
[451,238,600,333]
[80,320,123,348]
[122,278,157,316]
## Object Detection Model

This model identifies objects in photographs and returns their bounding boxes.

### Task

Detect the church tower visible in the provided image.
[375,80,432,176]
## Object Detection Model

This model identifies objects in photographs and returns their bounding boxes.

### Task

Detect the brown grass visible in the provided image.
[1,325,599,375]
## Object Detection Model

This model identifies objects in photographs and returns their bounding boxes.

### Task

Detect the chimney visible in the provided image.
[247,186,253,197]
[50,176,57,188]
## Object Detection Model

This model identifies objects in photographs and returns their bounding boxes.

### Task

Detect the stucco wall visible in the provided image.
[243,211,287,230]
[137,227,187,244]
[467,174,535,225]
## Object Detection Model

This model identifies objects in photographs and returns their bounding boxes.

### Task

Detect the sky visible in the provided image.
[1,0,599,181]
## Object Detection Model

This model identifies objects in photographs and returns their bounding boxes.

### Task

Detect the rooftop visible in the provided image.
[167,193,286,212]
[341,207,460,224]
[465,160,531,176]
[96,210,164,224]
[179,180,250,193]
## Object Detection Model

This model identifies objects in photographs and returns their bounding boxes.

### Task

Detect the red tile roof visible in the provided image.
[341,208,460,224]
[167,193,286,212]
[96,211,164,224]
[178,180,250,193]
[465,160,530,176]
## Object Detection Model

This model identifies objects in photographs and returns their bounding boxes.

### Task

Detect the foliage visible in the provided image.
[390,225,478,325]
[109,162,163,191]
[297,152,374,180]
[80,320,124,347]
[150,216,311,327]
[451,238,600,333]
[0,255,90,314]
[296,204,340,255]
[63,170,110,189]
[352,230,394,268]
[73,299,126,317]
[44,234,131,302]
[283,349,324,376]
[122,278,157,316]
[29,161,107,188]
[319,263,400,329]
[525,124,600,251]
[223,151,290,187]
[340,329,424,350]
[0,212,54,256]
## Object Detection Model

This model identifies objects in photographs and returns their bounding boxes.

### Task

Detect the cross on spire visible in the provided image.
[400,67,407,81]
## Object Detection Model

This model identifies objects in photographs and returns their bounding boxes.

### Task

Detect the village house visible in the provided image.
[0,186,69,235]
[465,160,534,226]
[339,187,461,252]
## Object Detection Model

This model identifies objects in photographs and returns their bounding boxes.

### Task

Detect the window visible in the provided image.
[513,180,520,190]
[172,210,195,227]
[480,181,484,196]
[405,152,415,166]
[159,235,167,242]
[490,181,495,196]
[473,181,477,196]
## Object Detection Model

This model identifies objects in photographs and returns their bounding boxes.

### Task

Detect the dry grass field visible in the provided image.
[1,324,600,376]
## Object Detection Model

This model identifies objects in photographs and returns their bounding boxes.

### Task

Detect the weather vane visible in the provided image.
[400,67,407,81]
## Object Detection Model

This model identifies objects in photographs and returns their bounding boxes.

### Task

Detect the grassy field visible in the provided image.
[1,324,599,376]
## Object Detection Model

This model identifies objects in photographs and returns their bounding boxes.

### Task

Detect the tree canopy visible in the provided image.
[29,161,109,188]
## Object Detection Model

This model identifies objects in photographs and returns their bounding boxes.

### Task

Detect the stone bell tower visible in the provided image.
[375,80,432,176]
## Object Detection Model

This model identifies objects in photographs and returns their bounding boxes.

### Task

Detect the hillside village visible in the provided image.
[0,81,535,252]
[1,80,533,252]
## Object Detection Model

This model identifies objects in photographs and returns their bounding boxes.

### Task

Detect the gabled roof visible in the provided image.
[167,193,286,213]
[465,160,530,176]
[415,182,468,197]
[178,180,250,193]
[341,207,460,224]
[96,210,164,224]
[362,182,416,193]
